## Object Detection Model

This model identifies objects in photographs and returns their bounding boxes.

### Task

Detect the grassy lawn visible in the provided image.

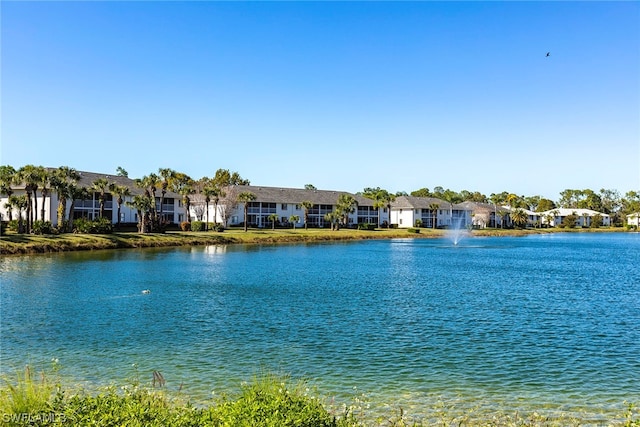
[0,226,622,255]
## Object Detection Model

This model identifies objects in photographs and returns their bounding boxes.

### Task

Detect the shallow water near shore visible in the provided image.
[1,233,639,422]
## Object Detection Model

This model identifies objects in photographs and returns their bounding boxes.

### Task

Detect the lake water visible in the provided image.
[1,233,639,422]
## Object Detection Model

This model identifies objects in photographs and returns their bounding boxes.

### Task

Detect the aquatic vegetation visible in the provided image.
[0,366,637,426]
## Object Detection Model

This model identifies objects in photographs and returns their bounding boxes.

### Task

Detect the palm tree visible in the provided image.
[201,180,218,231]
[50,166,81,229]
[158,168,175,222]
[324,211,340,231]
[38,168,51,221]
[429,203,440,229]
[289,215,299,229]
[7,195,28,233]
[171,172,195,224]
[0,165,18,221]
[268,213,278,230]
[300,200,313,230]
[237,191,256,232]
[92,177,110,219]
[511,209,528,229]
[18,165,43,233]
[67,185,89,232]
[127,194,153,233]
[109,183,130,230]
[336,194,356,229]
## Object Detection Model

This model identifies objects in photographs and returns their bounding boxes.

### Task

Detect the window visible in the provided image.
[281,203,287,210]
[399,219,403,225]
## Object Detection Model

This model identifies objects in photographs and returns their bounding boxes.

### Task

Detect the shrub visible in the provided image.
[74,217,113,234]
[414,219,423,228]
[7,220,19,231]
[191,221,205,232]
[212,223,225,232]
[31,220,55,235]
[407,227,421,234]
[180,221,191,232]
[357,223,376,230]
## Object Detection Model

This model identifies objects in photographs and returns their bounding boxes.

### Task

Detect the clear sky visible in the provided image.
[2,1,639,200]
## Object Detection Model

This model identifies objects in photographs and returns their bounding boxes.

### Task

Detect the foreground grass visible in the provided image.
[1,366,638,427]
[0,226,592,255]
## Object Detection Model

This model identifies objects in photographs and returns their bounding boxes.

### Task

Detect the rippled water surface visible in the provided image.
[2,233,639,420]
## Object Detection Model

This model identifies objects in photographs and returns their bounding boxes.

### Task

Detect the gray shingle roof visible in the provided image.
[391,195,448,209]
[227,185,375,206]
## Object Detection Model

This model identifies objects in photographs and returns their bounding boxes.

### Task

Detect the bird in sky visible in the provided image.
[546,52,551,57]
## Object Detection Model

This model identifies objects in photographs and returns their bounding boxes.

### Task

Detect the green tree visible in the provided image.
[429,203,440,229]
[304,184,316,190]
[536,198,556,212]
[116,166,128,177]
[336,194,356,228]
[109,183,130,229]
[50,166,81,229]
[300,200,313,230]
[268,213,278,230]
[511,208,528,228]
[37,167,52,221]
[127,194,153,233]
[363,187,394,228]
[158,168,176,223]
[324,211,340,231]
[18,165,46,233]
[67,185,89,232]
[237,191,256,232]
[7,195,28,233]
[171,172,195,224]
[289,214,300,228]
[92,177,110,219]
[410,188,431,198]
[0,165,18,221]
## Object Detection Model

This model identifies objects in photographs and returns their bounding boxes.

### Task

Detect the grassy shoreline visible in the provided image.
[1,365,638,426]
[0,227,625,255]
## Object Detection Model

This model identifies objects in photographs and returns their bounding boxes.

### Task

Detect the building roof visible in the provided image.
[539,208,609,217]
[226,185,375,206]
[390,195,448,209]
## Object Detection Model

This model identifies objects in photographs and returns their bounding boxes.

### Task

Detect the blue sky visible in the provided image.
[2,1,639,200]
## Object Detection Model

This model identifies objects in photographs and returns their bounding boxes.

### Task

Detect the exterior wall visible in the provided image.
[1,191,184,227]
[627,213,640,227]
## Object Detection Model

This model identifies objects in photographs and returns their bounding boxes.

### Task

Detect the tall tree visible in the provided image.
[158,168,176,223]
[511,209,528,228]
[363,187,394,228]
[172,172,195,224]
[0,165,18,221]
[300,200,313,230]
[50,166,81,229]
[67,185,89,232]
[237,191,256,232]
[92,177,110,219]
[116,166,128,177]
[109,183,130,229]
[18,165,44,233]
[37,167,51,221]
[336,194,356,228]
[7,195,28,233]
[268,213,278,230]
[429,203,440,229]
[127,194,153,233]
